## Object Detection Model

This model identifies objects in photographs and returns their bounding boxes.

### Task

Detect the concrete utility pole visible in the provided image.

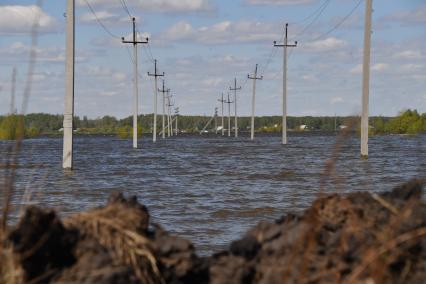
[122,17,148,149]
[166,91,173,137]
[274,23,297,145]
[175,107,179,136]
[225,93,233,137]
[148,59,164,143]
[218,93,225,136]
[214,107,218,134]
[10,68,17,114]
[230,78,241,138]
[361,0,373,158]
[158,80,169,139]
[248,64,263,140]
[63,0,75,170]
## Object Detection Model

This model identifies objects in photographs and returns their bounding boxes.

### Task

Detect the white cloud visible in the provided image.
[350,63,389,74]
[81,66,128,82]
[386,5,426,25]
[330,96,344,104]
[245,0,317,5]
[99,91,118,97]
[400,64,423,73]
[371,63,389,72]
[301,75,319,83]
[162,20,279,44]
[80,10,118,22]
[303,37,347,51]
[0,5,57,34]
[77,0,212,13]
[393,50,425,60]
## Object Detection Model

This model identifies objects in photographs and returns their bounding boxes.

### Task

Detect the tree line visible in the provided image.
[0,110,425,140]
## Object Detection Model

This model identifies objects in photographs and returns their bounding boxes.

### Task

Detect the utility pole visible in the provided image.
[166,91,173,137]
[225,93,233,137]
[218,93,225,136]
[274,23,297,145]
[175,107,179,136]
[158,80,169,139]
[230,78,241,138]
[248,64,263,140]
[148,59,164,143]
[214,107,218,134]
[10,68,17,114]
[63,0,75,170]
[122,17,148,149]
[361,0,373,158]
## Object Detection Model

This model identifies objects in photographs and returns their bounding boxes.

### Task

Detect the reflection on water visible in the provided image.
[0,133,425,254]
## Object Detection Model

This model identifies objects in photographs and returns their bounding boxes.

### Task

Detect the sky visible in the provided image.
[0,0,425,118]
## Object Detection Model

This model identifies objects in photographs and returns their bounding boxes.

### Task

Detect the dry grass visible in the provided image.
[65,212,164,284]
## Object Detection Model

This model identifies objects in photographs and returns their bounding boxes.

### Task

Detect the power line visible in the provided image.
[258,25,286,77]
[118,0,132,19]
[295,0,331,39]
[147,43,156,62]
[311,0,363,42]
[289,0,331,25]
[83,0,120,39]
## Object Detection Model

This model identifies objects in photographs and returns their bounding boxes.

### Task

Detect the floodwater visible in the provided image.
[1,133,425,254]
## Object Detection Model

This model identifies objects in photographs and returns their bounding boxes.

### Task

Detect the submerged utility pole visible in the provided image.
[214,107,218,134]
[361,0,373,158]
[63,0,75,170]
[158,80,169,139]
[175,107,179,136]
[166,91,173,137]
[122,17,148,149]
[10,68,17,114]
[274,23,297,145]
[148,59,164,143]
[248,64,263,140]
[225,93,233,137]
[218,93,225,136]
[230,78,241,138]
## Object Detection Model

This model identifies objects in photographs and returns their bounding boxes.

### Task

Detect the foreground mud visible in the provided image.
[6,180,426,284]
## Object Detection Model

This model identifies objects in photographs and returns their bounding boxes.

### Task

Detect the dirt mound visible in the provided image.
[6,180,425,284]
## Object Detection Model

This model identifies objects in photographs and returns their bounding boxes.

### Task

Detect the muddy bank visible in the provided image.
[5,180,425,283]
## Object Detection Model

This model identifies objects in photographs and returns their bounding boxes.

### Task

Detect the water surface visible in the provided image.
[1,133,424,254]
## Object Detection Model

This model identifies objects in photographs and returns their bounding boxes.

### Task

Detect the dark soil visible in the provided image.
[7,180,425,284]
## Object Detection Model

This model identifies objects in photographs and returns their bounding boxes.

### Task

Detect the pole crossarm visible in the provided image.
[248,64,263,81]
[147,59,165,78]
[121,17,149,45]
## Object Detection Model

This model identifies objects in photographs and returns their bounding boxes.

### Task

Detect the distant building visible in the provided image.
[299,125,307,130]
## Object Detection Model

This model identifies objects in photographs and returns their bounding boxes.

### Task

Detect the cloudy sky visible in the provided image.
[0,0,425,118]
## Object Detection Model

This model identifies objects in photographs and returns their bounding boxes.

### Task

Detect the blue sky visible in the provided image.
[0,0,425,118]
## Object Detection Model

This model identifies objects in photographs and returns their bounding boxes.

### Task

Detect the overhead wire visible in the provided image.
[83,0,120,39]
[289,0,332,25]
[310,0,364,42]
[294,0,332,39]
[118,0,132,19]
